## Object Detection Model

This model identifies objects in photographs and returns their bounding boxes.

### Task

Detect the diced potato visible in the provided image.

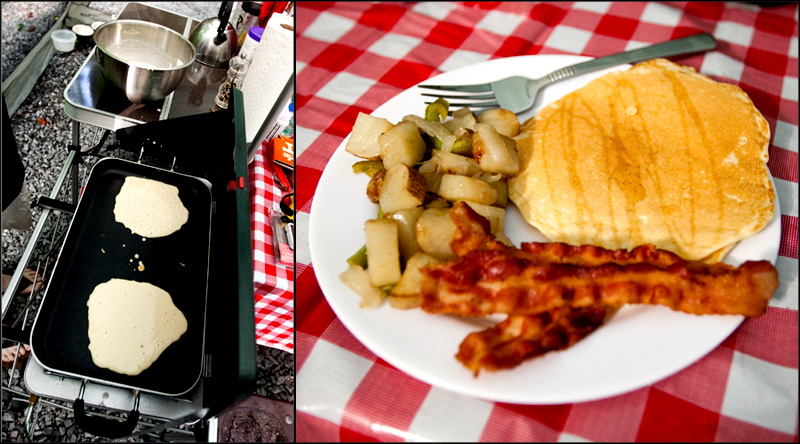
[474,172,508,208]
[438,174,497,205]
[366,168,386,204]
[389,295,421,310]
[425,197,450,209]
[461,201,514,247]
[390,252,441,309]
[339,264,387,310]
[346,113,394,160]
[444,108,478,132]
[385,206,424,260]
[379,164,427,213]
[416,208,457,261]
[472,123,519,175]
[432,150,482,176]
[461,201,505,237]
[379,121,427,169]
[365,219,401,287]
[477,108,520,137]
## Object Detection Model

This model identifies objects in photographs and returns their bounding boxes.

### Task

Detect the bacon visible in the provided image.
[421,253,778,317]
[457,306,607,376]
[434,202,779,375]
[449,201,686,268]
[426,203,779,318]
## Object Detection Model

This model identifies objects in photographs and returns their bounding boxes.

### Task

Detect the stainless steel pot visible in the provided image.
[93,20,196,103]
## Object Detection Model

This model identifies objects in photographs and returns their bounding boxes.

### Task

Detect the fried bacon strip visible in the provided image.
[421,249,778,317]
[456,306,607,376]
[450,201,686,268]
[441,202,779,374]
[424,202,779,318]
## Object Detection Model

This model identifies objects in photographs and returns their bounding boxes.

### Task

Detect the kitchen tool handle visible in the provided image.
[73,399,140,439]
[569,33,717,76]
[215,1,234,41]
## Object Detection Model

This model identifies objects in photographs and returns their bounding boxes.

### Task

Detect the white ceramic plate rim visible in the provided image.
[308,55,781,405]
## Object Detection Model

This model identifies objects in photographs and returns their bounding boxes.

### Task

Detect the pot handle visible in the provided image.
[215,1,234,43]
[73,381,140,439]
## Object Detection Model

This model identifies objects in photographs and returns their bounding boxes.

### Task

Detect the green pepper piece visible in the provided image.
[347,244,368,268]
[352,160,384,177]
[425,97,449,123]
[451,139,472,156]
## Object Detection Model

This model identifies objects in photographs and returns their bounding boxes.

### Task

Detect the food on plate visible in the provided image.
[114,176,189,238]
[87,278,187,376]
[346,113,394,160]
[508,58,775,263]
[457,307,608,376]
[420,203,780,318]
[336,84,779,376]
[340,98,520,309]
[421,250,778,317]
[445,202,778,375]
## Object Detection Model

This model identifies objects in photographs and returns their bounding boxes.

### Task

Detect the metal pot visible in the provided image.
[189,2,238,67]
[93,20,196,103]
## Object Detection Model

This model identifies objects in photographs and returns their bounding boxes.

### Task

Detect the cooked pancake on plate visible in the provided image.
[508,58,774,262]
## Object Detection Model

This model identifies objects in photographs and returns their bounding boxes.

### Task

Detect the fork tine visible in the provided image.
[420,92,496,101]
[418,83,492,92]
[424,100,500,109]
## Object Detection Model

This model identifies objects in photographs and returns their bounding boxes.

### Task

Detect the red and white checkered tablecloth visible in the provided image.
[295,2,798,441]
[249,141,294,353]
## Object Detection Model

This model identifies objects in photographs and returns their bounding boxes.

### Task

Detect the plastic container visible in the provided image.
[51,30,76,52]
[232,1,263,48]
[240,26,264,63]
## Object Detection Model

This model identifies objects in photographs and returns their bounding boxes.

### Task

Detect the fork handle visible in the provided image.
[549,33,717,81]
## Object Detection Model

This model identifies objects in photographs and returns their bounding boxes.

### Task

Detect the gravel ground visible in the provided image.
[2,2,294,442]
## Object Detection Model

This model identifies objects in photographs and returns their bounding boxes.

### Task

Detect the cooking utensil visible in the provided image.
[93,20,196,103]
[419,32,717,114]
[189,2,238,67]
[30,157,212,398]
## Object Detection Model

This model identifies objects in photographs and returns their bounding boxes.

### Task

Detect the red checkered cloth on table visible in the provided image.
[249,141,294,353]
[295,2,798,441]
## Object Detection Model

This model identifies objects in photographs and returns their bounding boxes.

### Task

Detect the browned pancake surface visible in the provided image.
[508,59,774,262]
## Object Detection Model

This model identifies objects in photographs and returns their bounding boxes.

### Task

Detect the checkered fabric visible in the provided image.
[295,2,798,441]
[249,141,294,353]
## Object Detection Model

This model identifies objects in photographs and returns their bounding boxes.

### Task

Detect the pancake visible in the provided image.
[87,278,187,376]
[508,58,774,262]
[114,176,189,238]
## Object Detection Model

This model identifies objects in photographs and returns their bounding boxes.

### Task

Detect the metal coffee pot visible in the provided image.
[189,2,238,67]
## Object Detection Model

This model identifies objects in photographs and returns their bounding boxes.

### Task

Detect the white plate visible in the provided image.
[308,55,782,405]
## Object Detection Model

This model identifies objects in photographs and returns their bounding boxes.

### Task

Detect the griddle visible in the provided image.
[25,89,256,439]
[30,157,212,396]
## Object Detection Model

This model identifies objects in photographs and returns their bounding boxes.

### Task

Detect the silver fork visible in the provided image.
[419,33,716,114]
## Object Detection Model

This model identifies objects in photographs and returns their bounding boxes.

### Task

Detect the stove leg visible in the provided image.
[71,121,81,205]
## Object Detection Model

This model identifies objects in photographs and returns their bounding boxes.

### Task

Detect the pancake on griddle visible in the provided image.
[87,279,187,376]
[508,58,774,262]
[114,176,189,238]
